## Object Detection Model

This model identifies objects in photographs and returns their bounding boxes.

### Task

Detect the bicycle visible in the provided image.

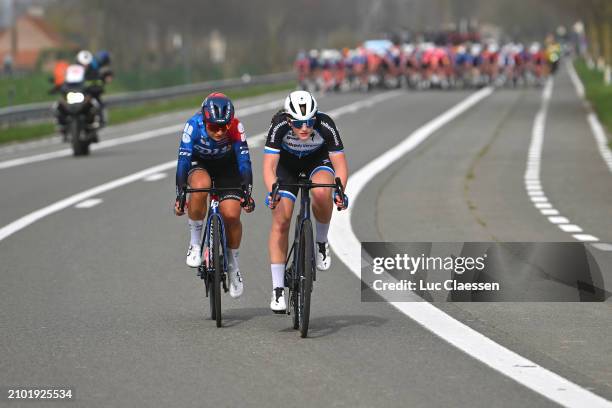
[179,183,245,328]
[270,174,345,338]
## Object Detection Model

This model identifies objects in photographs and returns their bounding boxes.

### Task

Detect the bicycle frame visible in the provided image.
[201,197,229,291]
[271,175,344,295]
[285,181,315,287]
[180,184,243,292]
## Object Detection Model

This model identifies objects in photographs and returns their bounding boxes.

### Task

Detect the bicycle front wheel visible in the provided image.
[298,219,314,338]
[210,216,223,327]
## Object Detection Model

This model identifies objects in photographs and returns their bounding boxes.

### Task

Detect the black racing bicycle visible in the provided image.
[179,184,244,328]
[270,174,344,338]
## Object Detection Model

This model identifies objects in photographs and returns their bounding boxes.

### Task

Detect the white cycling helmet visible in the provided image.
[76,50,93,66]
[284,91,317,121]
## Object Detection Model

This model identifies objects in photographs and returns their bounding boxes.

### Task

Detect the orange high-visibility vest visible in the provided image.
[53,60,70,87]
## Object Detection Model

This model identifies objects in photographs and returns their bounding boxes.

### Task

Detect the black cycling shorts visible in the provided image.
[188,155,243,202]
[275,149,335,202]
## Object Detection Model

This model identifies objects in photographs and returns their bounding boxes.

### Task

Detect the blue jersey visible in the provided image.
[176,112,252,194]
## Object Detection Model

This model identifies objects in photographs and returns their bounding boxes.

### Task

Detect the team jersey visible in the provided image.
[264,111,344,159]
[175,112,253,194]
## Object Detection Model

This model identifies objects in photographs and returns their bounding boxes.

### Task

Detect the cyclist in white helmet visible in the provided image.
[263,90,349,312]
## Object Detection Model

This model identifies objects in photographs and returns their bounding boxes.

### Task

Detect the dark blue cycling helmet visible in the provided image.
[202,92,234,125]
[95,50,111,66]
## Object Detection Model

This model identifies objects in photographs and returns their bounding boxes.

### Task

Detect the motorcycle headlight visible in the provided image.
[66,92,85,104]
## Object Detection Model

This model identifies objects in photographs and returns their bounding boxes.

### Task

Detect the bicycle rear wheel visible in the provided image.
[210,216,223,327]
[297,219,314,338]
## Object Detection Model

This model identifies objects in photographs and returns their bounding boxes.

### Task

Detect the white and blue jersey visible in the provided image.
[264,110,344,201]
[264,111,344,159]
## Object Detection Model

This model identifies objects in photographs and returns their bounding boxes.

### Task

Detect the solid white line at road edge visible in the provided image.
[328,86,612,408]
[567,60,612,174]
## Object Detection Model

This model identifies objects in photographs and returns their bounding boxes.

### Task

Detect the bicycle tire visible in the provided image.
[211,216,222,327]
[292,286,299,330]
[298,219,314,338]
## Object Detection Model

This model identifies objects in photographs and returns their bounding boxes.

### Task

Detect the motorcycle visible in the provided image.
[57,64,100,156]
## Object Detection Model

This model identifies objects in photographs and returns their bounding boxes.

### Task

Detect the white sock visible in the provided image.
[228,248,239,270]
[271,263,285,289]
[315,220,330,243]
[188,219,203,246]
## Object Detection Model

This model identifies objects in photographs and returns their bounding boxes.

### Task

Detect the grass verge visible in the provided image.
[574,59,612,148]
[0,81,294,145]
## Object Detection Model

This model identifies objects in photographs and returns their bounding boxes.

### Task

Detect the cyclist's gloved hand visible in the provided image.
[265,192,281,209]
[174,193,187,216]
[241,184,255,213]
[334,191,349,210]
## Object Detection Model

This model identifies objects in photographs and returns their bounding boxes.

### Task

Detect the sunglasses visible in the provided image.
[206,122,229,132]
[289,118,315,128]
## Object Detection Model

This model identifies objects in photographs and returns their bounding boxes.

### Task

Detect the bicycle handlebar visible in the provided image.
[178,186,244,213]
[270,177,345,211]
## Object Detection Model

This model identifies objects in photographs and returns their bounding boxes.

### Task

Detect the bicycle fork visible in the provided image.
[199,212,230,296]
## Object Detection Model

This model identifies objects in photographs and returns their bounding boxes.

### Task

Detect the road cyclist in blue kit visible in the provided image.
[174,92,255,299]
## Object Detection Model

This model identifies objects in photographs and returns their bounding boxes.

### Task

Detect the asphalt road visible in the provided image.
[0,65,611,407]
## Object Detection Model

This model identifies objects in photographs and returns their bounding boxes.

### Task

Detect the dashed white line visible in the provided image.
[592,243,612,251]
[74,198,103,208]
[573,234,599,242]
[329,86,612,407]
[534,203,552,209]
[524,77,603,248]
[528,190,545,196]
[559,224,583,233]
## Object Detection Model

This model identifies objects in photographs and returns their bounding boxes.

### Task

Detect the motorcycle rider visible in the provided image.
[78,50,113,128]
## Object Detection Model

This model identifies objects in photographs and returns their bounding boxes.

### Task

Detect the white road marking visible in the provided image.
[535,203,552,209]
[587,113,612,173]
[0,161,175,242]
[74,198,103,208]
[0,136,62,155]
[0,99,285,171]
[573,234,599,242]
[329,86,612,408]
[524,78,601,247]
[143,173,167,182]
[566,61,585,98]
[540,209,559,215]
[567,61,612,174]
[0,92,401,243]
[559,224,583,233]
[591,243,612,251]
[528,190,545,196]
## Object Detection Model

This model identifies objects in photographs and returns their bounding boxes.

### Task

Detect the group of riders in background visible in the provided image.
[294,32,563,93]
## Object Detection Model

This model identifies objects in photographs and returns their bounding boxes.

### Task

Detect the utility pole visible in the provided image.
[10,0,17,61]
